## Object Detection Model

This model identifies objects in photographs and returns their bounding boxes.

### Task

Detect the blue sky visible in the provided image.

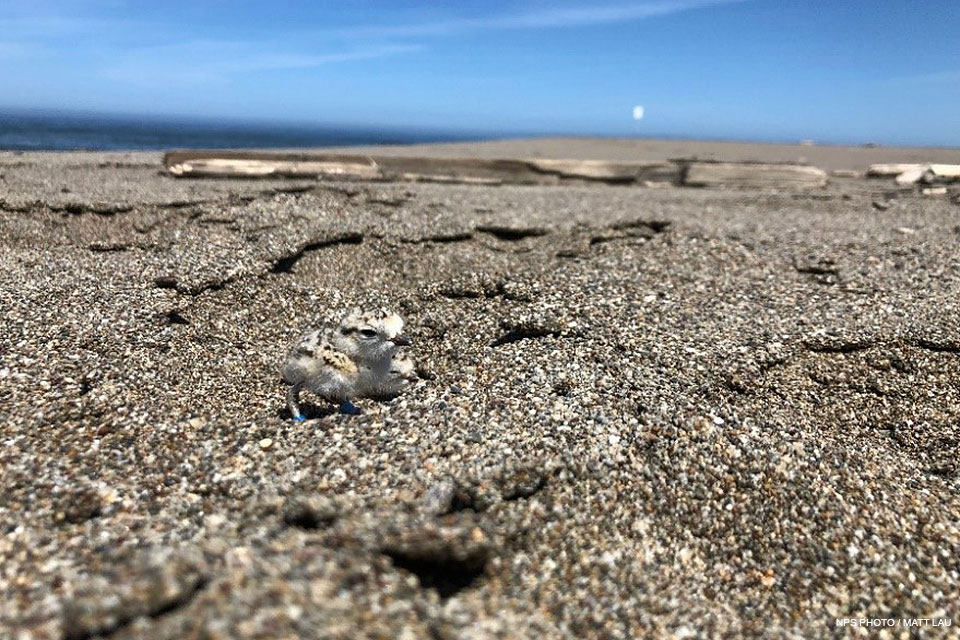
[1,0,958,145]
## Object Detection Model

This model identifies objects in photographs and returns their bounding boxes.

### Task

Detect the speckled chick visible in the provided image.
[281,329,362,419]
[282,309,412,420]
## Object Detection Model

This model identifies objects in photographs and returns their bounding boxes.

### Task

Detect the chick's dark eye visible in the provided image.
[360,329,377,338]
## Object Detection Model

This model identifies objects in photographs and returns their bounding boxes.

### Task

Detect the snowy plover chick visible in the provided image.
[281,309,412,420]
[282,329,362,419]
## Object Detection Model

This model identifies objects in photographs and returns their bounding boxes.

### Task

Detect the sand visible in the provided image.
[1,140,959,639]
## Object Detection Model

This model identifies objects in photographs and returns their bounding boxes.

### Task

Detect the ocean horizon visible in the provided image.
[4,108,958,153]
[0,109,486,152]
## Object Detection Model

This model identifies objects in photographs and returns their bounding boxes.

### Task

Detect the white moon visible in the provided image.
[632,105,645,120]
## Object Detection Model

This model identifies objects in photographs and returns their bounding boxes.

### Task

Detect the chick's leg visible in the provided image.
[339,400,362,415]
[287,383,306,421]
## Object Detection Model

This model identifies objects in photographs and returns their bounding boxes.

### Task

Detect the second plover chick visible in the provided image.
[333,309,413,402]
[362,352,418,400]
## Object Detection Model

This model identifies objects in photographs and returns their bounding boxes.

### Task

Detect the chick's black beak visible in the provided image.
[391,335,411,347]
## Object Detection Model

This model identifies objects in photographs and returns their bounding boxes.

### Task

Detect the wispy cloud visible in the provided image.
[223,44,423,72]
[102,41,423,87]
[331,0,745,38]
[0,1,747,100]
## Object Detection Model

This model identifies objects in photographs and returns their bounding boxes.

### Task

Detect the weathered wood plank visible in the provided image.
[866,163,927,178]
[683,162,828,188]
[375,157,546,183]
[925,164,960,183]
[166,157,380,179]
[163,152,551,183]
[164,152,679,184]
[895,167,925,186]
[399,173,504,185]
[525,158,680,183]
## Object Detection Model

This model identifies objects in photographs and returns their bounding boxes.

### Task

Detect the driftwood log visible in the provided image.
[926,164,960,183]
[683,162,828,189]
[866,163,927,177]
[163,151,845,189]
[866,163,960,185]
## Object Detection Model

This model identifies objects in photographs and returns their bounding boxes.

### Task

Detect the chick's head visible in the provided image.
[333,309,410,363]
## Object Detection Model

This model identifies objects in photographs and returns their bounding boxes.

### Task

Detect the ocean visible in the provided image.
[0,109,478,151]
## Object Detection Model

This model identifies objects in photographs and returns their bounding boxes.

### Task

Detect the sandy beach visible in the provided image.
[1,138,959,639]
